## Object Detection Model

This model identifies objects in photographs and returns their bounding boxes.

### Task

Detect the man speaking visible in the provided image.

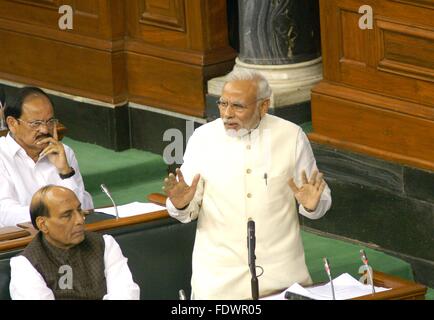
[164,70,332,299]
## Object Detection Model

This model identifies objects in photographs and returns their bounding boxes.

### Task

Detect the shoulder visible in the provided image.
[102,234,119,248]
[102,234,124,257]
[187,119,223,145]
[264,114,301,135]
[193,119,222,136]
[0,136,10,158]
[10,255,33,271]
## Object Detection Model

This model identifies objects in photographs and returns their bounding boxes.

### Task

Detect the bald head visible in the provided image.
[30,185,78,229]
[31,185,86,249]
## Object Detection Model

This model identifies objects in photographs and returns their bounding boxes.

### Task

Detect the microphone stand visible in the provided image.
[323,257,336,300]
[248,219,259,300]
[100,184,119,219]
[250,266,259,300]
[360,249,375,294]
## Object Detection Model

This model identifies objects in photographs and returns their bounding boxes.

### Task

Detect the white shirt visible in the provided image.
[167,115,332,299]
[0,133,94,227]
[9,234,140,300]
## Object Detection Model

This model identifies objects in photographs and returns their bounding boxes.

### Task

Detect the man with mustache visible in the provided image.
[164,69,332,299]
[9,185,140,299]
[0,87,93,227]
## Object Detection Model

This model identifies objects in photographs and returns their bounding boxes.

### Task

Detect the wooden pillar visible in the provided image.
[310,0,434,171]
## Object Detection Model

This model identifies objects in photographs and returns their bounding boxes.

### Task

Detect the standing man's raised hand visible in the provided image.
[288,170,326,212]
[163,168,200,210]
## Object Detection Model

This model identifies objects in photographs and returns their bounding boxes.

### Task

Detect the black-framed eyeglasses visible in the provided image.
[216,98,263,113]
[17,118,59,130]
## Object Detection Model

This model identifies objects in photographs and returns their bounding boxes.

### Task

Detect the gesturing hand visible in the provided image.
[38,123,70,175]
[288,170,326,212]
[163,168,200,210]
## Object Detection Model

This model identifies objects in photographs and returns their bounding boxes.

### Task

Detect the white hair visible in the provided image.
[224,69,272,101]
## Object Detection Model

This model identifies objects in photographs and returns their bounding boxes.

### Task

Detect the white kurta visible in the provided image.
[167,114,331,300]
[0,133,94,227]
[9,234,140,300]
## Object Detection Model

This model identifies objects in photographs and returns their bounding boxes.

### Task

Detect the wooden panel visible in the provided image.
[0,0,110,37]
[340,9,369,65]
[377,19,434,82]
[126,0,189,49]
[11,0,61,9]
[311,84,434,171]
[74,0,99,16]
[125,0,236,115]
[390,0,434,9]
[127,52,205,116]
[0,28,125,104]
[139,0,186,32]
[0,0,235,116]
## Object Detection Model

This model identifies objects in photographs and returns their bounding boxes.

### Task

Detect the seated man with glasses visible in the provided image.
[163,69,332,299]
[0,86,93,227]
[9,185,140,300]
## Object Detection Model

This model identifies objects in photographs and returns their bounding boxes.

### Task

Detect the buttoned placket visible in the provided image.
[244,132,254,221]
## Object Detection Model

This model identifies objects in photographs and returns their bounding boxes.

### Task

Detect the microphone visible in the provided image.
[360,249,375,294]
[100,184,119,219]
[247,218,259,300]
[323,257,336,300]
[178,289,187,300]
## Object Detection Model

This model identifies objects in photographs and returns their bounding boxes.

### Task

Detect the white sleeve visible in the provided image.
[166,132,204,223]
[0,161,31,227]
[58,146,94,210]
[294,130,332,220]
[9,256,55,300]
[102,235,140,300]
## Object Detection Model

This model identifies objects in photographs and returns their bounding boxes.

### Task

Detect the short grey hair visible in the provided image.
[224,69,272,101]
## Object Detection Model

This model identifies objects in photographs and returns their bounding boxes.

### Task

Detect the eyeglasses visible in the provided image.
[216,98,264,113]
[17,118,59,130]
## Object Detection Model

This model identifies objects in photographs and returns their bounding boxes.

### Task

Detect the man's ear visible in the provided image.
[260,99,271,116]
[6,116,17,134]
[36,216,48,234]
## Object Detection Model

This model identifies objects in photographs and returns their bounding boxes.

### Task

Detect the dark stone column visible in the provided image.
[207,0,323,124]
[238,0,321,65]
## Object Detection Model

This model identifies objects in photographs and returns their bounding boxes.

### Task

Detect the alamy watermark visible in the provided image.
[58,264,73,290]
[359,5,373,30]
[58,5,74,30]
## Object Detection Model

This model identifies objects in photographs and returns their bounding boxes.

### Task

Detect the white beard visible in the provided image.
[223,116,261,138]
[224,127,250,138]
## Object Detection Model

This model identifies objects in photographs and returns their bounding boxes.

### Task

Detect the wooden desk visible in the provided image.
[0,122,67,140]
[0,193,168,250]
[352,270,427,300]
[0,210,169,252]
